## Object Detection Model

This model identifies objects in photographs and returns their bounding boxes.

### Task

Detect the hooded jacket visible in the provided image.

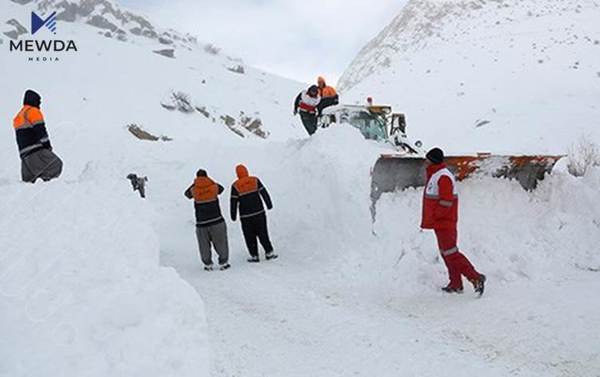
[13,90,52,158]
[317,77,338,98]
[421,163,459,229]
[185,176,225,227]
[230,164,272,221]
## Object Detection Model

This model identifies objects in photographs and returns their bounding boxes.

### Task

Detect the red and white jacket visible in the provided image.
[297,90,321,114]
[421,163,458,229]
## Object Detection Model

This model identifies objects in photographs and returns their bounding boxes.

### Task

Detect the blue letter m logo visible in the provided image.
[31,11,57,35]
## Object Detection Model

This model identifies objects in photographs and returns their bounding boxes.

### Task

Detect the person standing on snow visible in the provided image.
[185,169,230,271]
[13,90,63,183]
[230,164,277,263]
[316,76,339,113]
[421,148,486,295]
[294,85,321,136]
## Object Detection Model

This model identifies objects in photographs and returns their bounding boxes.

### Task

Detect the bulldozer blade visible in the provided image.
[370,154,564,220]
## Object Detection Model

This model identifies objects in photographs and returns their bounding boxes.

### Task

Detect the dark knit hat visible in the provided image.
[426,148,444,164]
[196,169,207,177]
[23,89,41,108]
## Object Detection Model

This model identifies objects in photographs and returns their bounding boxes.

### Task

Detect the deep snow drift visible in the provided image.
[0,179,208,377]
[1,0,599,376]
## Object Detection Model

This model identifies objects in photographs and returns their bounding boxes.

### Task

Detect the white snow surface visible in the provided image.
[0,180,208,377]
[157,127,600,377]
[338,0,600,155]
[1,1,600,376]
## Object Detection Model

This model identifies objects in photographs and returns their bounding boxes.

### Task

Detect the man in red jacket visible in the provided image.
[421,147,486,295]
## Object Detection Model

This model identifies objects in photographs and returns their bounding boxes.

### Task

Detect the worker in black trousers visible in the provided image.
[230,164,277,262]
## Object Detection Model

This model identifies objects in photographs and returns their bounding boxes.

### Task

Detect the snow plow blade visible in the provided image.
[371,154,564,205]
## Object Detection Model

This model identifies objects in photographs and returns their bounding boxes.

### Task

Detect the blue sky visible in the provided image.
[120,0,405,85]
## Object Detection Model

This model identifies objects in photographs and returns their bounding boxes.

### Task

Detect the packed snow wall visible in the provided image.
[0,177,209,377]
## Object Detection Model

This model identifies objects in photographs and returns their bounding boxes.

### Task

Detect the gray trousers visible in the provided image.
[21,149,63,183]
[196,221,229,266]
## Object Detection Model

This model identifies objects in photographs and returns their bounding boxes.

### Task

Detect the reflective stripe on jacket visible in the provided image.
[421,164,459,229]
[230,165,273,221]
[13,105,51,158]
[185,177,225,227]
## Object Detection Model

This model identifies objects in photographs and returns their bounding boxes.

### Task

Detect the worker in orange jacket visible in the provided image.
[185,169,230,271]
[13,90,63,183]
[316,76,339,114]
[230,164,277,263]
[421,147,486,295]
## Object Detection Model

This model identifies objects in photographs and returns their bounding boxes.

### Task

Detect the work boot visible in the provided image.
[441,285,464,294]
[265,251,278,261]
[247,256,260,263]
[473,274,486,296]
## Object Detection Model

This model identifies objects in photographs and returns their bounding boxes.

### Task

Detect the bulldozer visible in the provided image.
[318,104,564,218]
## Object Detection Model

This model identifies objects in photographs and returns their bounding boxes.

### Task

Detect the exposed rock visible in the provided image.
[154,49,175,59]
[195,106,211,118]
[220,115,236,127]
[240,113,269,139]
[26,0,186,49]
[204,43,220,55]
[158,36,173,45]
[3,19,28,40]
[127,124,172,142]
[129,27,142,36]
[475,120,491,128]
[142,29,158,39]
[227,64,245,74]
[161,91,194,113]
[220,115,245,138]
[87,15,120,32]
[3,30,19,40]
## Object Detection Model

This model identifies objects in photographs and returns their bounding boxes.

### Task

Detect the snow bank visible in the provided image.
[0,178,208,377]
[371,167,600,293]
[155,123,600,376]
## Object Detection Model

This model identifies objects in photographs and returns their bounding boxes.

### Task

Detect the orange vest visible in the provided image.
[234,176,259,195]
[193,177,219,203]
[319,86,337,98]
[13,106,44,129]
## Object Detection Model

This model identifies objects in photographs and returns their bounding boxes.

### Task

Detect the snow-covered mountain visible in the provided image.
[339,0,600,154]
[8,0,198,50]
[1,1,599,377]
[1,0,305,141]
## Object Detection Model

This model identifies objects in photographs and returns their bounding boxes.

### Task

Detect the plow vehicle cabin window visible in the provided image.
[348,111,388,141]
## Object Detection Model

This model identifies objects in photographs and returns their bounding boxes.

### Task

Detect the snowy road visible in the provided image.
[147,133,600,377]
[158,198,600,377]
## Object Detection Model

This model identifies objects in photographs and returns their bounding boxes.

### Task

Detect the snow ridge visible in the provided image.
[337,0,600,154]
[339,0,600,91]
